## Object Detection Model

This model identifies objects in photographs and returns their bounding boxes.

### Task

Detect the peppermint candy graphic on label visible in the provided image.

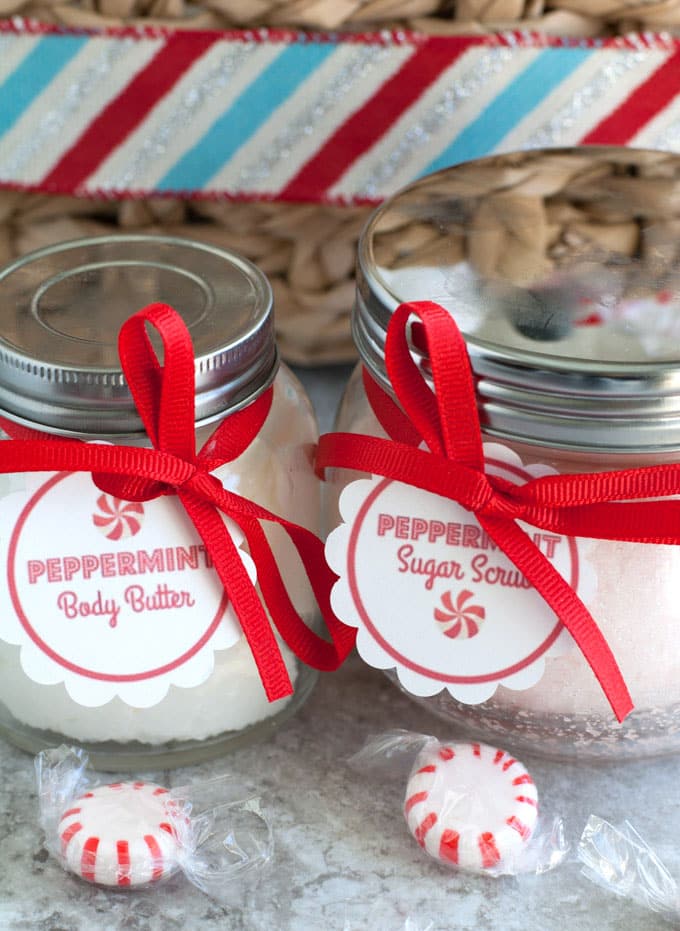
[434,589,485,640]
[93,494,144,540]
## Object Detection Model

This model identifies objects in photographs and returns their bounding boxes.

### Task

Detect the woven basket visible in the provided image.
[4,0,680,35]
[2,0,680,364]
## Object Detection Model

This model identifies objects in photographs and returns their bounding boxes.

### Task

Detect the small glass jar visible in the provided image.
[328,147,680,761]
[0,235,320,769]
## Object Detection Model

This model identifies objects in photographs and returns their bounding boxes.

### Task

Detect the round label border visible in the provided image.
[346,458,579,684]
[7,472,229,682]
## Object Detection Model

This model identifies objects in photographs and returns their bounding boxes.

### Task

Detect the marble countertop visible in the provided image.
[2,654,678,931]
[0,366,677,931]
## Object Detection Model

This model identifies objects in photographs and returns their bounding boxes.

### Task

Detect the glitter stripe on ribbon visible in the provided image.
[157,39,337,192]
[582,47,680,145]
[423,45,593,175]
[278,35,479,203]
[1,21,680,205]
[41,31,221,191]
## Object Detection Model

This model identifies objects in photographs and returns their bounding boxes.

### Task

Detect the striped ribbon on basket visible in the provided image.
[1,20,680,204]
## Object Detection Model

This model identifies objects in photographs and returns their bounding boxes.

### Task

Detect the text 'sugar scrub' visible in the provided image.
[376,511,562,591]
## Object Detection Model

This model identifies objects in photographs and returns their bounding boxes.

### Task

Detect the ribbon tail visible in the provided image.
[478,514,633,723]
[188,470,356,670]
[241,518,356,671]
[179,490,293,703]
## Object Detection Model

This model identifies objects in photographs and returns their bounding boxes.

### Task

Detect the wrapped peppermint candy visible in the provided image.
[36,746,272,900]
[349,730,568,878]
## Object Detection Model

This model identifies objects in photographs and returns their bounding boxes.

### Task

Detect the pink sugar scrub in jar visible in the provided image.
[0,235,325,770]
[323,147,680,760]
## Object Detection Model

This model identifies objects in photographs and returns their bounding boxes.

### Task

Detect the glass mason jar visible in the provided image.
[328,147,680,761]
[0,235,320,769]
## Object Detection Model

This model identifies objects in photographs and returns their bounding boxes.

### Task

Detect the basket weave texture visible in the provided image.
[0,192,367,363]
[4,1,680,36]
[3,2,680,364]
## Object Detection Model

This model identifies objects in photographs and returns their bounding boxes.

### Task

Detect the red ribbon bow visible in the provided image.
[0,303,355,701]
[317,301,680,723]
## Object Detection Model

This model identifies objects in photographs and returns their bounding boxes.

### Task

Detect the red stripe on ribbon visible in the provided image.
[315,301,680,722]
[40,32,220,192]
[581,47,680,144]
[0,303,355,701]
[279,37,478,202]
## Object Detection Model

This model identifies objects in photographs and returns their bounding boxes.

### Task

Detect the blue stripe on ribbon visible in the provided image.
[423,47,593,174]
[0,35,88,138]
[158,42,337,191]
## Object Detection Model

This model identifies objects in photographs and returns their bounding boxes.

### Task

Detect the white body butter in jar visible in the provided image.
[0,235,320,769]
[327,147,680,761]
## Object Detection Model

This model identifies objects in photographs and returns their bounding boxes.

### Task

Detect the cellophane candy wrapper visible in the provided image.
[349,730,568,877]
[35,745,273,901]
[578,815,680,923]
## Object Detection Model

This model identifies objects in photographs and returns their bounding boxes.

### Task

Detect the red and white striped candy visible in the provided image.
[404,742,538,873]
[58,781,181,887]
[92,494,144,541]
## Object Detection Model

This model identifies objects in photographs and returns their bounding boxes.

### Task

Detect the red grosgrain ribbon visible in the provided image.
[0,303,355,701]
[317,301,680,723]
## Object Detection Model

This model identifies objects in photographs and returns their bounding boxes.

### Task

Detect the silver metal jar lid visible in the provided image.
[356,147,680,453]
[0,235,277,435]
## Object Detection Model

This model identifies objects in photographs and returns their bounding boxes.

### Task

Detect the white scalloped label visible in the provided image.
[0,466,254,708]
[326,443,595,704]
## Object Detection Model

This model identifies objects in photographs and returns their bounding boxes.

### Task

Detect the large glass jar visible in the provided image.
[327,147,680,761]
[0,235,320,769]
